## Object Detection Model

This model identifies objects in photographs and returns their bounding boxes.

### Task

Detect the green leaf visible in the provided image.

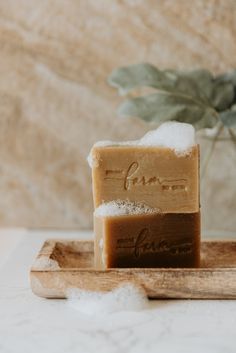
[118,92,218,129]
[109,64,235,108]
[108,63,218,105]
[219,110,236,127]
[108,64,212,103]
[175,69,214,103]
[108,63,177,95]
[210,79,234,111]
[217,69,236,86]
[108,63,236,130]
[213,70,236,110]
[177,70,234,110]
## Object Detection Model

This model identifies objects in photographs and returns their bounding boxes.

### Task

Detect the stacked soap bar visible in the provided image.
[88,122,200,269]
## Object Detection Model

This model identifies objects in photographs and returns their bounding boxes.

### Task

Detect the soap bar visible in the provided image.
[94,205,200,269]
[90,145,199,213]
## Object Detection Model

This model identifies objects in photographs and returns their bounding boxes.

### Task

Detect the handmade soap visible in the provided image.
[94,201,200,269]
[88,122,199,213]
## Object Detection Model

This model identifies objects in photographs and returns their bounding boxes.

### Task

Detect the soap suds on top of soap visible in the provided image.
[87,121,196,167]
[138,121,195,154]
[66,283,149,316]
[94,200,159,217]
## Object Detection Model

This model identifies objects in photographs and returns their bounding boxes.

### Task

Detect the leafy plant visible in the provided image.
[108,63,236,176]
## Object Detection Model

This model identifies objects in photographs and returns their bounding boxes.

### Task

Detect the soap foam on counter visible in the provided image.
[87,121,196,167]
[66,283,149,316]
[94,200,159,217]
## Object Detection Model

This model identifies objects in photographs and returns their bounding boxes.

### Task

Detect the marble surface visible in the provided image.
[0,1,235,230]
[0,230,236,353]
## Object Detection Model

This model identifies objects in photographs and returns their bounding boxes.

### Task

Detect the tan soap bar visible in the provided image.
[94,202,200,269]
[90,145,199,213]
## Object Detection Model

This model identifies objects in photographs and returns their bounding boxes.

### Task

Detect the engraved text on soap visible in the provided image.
[104,162,187,191]
[116,228,193,258]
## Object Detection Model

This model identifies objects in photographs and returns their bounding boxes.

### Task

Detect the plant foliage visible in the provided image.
[108,63,236,129]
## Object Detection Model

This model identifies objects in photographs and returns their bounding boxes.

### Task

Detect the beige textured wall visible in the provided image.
[0,0,235,230]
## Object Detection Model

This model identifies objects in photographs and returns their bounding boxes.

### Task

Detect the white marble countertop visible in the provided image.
[0,230,236,353]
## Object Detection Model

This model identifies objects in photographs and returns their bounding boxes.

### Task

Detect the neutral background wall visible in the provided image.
[0,0,235,231]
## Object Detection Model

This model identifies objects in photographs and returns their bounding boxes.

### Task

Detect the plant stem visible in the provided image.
[200,124,224,179]
[228,128,236,148]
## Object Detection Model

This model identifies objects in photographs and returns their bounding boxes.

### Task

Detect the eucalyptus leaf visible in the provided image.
[175,69,214,103]
[109,64,211,104]
[108,63,236,130]
[178,69,213,87]
[118,92,217,129]
[217,69,236,86]
[220,110,236,127]
[231,104,236,111]
[175,69,234,110]
[210,79,234,111]
[108,63,176,95]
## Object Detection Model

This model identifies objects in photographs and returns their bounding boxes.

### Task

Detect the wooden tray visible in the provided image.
[30,239,236,299]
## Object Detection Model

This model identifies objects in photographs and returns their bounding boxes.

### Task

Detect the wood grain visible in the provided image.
[30,239,236,299]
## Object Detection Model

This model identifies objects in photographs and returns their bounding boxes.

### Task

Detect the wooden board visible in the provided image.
[30,240,236,299]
